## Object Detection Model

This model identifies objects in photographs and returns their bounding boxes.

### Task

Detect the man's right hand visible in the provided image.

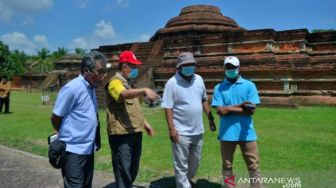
[169,128,179,143]
[144,88,160,101]
[217,106,229,116]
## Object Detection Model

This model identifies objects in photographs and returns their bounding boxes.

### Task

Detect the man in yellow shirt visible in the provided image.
[105,51,159,188]
[0,77,11,114]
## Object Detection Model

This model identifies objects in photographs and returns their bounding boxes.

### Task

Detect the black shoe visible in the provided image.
[189,179,196,188]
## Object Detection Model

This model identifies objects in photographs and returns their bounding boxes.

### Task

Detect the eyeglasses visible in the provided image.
[125,63,137,69]
[91,68,106,77]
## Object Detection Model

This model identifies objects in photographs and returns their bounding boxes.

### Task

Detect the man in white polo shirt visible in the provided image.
[161,52,216,188]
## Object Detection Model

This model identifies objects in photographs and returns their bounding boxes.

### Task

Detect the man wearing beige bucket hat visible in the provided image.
[161,52,216,188]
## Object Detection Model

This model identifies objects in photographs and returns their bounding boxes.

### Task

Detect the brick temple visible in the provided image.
[72,5,336,106]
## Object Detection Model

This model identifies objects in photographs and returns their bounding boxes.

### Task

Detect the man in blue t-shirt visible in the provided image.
[212,56,261,188]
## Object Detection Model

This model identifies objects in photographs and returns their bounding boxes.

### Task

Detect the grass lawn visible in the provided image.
[0,91,335,187]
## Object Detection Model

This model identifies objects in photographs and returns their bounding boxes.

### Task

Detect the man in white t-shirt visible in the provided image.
[161,52,216,188]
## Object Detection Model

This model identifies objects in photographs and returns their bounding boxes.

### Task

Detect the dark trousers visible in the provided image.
[0,97,9,113]
[61,151,94,188]
[109,132,142,188]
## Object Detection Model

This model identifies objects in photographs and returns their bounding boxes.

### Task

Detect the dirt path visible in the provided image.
[0,145,148,188]
[0,145,223,188]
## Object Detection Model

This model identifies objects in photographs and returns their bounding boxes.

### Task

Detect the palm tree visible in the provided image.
[53,47,69,58]
[75,48,86,55]
[33,48,52,73]
[37,48,50,60]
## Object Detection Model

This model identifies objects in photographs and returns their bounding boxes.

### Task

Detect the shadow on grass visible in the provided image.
[149,177,221,188]
[103,182,146,188]
[197,179,221,188]
[102,182,116,188]
[149,177,175,188]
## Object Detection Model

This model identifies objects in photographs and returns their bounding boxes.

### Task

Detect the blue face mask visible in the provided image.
[225,68,239,79]
[180,66,195,77]
[128,68,138,79]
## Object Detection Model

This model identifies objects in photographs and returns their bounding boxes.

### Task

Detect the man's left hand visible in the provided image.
[209,120,216,132]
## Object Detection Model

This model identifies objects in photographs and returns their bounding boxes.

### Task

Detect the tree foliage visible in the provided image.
[7,50,28,75]
[0,41,28,78]
[0,41,10,67]
[1,40,84,77]
[30,48,53,73]
[311,29,336,33]
[53,47,69,58]
[75,48,87,55]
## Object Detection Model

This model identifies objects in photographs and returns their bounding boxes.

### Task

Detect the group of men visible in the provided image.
[51,50,261,188]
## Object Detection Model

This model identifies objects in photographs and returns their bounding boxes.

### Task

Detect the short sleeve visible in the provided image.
[108,79,126,101]
[199,76,208,101]
[211,84,223,107]
[53,86,75,117]
[161,81,174,109]
[247,82,260,105]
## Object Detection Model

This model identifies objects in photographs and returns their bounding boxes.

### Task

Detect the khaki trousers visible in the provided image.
[221,141,261,188]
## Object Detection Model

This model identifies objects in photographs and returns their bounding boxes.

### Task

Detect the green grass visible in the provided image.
[1,91,336,187]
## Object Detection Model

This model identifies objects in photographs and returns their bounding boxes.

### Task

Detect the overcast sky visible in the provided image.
[0,0,335,55]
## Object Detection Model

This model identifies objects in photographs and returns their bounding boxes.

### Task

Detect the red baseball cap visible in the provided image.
[119,51,142,65]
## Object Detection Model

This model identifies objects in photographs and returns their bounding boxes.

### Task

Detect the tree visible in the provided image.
[0,41,10,68]
[311,29,336,33]
[7,50,28,75]
[75,48,87,55]
[0,41,28,78]
[53,47,69,58]
[37,48,50,60]
[32,48,53,73]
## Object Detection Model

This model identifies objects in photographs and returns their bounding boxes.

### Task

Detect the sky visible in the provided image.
[0,0,335,55]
